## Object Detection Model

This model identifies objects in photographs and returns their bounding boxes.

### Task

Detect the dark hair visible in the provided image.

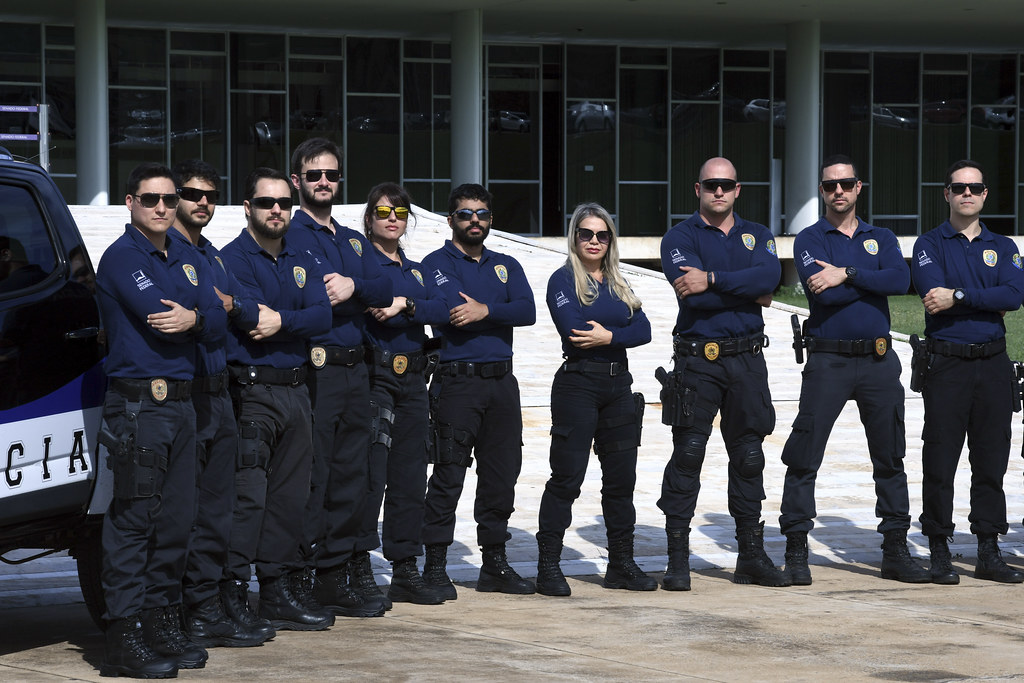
[363,182,414,237]
[447,183,492,215]
[945,159,985,187]
[172,159,220,189]
[290,137,342,175]
[126,162,177,196]
[820,154,859,180]
[243,167,291,201]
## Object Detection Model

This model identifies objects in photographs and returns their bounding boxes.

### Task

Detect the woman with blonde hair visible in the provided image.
[536,202,655,596]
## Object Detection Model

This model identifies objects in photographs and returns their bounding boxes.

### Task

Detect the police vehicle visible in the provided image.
[0,147,108,627]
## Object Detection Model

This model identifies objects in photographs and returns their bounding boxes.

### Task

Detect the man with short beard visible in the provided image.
[219,167,334,631]
[419,183,537,599]
[284,138,393,618]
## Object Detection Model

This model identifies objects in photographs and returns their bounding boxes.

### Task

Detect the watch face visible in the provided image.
[954,289,965,301]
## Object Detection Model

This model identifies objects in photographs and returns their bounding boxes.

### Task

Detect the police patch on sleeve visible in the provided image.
[411,268,424,286]
[669,248,686,265]
[800,250,814,267]
[182,263,199,286]
[1013,254,1022,270]
[766,239,777,256]
[742,234,756,251]
[293,266,307,288]
[555,290,570,308]
[494,264,509,283]
[917,250,932,267]
[433,269,448,286]
[349,238,363,256]
[983,250,997,267]
[863,239,879,255]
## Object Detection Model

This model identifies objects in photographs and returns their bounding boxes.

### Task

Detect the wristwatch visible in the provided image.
[404,298,416,317]
[227,295,241,318]
[953,288,966,303]
[845,266,857,281]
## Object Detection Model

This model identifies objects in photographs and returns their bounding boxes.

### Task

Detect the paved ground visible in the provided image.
[3,205,1024,680]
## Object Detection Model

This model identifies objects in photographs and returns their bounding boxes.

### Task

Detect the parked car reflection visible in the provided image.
[742,98,786,128]
[567,101,614,133]
[488,110,531,133]
[872,105,917,129]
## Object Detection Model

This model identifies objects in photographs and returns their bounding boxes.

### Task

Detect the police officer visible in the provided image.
[285,138,393,617]
[219,167,335,630]
[96,162,225,677]
[420,183,537,598]
[537,202,654,597]
[362,183,451,605]
[911,159,1024,585]
[658,157,789,590]
[169,160,270,646]
[779,154,928,585]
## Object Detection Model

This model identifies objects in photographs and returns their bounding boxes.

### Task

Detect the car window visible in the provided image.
[0,183,58,296]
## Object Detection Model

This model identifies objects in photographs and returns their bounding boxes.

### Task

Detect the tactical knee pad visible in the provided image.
[737,446,765,478]
[673,434,707,473]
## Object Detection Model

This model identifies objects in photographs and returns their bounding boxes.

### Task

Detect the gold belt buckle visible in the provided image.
[310,345,327,369]
[874,337,888,357]
[392,354,409,375]
[703,342,720,361]
[150,378,168,402]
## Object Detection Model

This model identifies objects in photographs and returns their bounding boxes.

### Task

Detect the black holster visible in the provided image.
[656,365,694,427]
[99,401,166,499]
[909,334,931,393]
[427,379,474,467]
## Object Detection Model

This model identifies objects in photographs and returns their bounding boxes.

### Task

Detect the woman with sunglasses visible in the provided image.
[536,202,655,596]
[360,183,451,605]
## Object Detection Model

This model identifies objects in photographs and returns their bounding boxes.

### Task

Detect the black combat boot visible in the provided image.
[880,529,930,583]
[662,527,691,591]
[101,614,178,679]
[734,522,791,586]
[604,536,657,591]
[422,543,459,601]
[477,544,536,594]
[185,594,267,648]
[313,565,385,617]
[258,575,335,631]
[288,567,337,618]
[389,557,446,604]
[536,538,571,597]
[975,534,1024,583]
[140,606,208,669]
[928,535,960,585]
[349,551,392,611]
[784,531,812,586]
[220,580,275,643]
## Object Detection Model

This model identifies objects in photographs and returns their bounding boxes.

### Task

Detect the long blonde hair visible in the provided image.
[565,203,642,314]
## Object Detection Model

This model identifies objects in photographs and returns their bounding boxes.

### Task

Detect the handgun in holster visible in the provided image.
[1012,361,1024,414]
[655,365,693,427]
[909,334,931,393]
[791,313,805,364]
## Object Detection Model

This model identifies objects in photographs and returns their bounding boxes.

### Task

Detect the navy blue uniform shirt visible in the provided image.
[364,246,449,354]
[422,240,536,363]
[287,209,393,348]
[97,224,227,379]
[794,217,908,339]
[660,211,780,338]
[911,220,1024,344]
[219,228,332,369]
[546,264,651,363]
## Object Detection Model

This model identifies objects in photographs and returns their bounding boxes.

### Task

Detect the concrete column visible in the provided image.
[783,20,820,234]
[75,0,109,205]
[450,9,484,188]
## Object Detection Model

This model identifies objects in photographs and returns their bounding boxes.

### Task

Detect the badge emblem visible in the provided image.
[183,264,199,286]
[495,265,509,283]
[411,269,424,286]
[742,234,756,251]
[150,378,168,402]
[392,355,409,375]
[874,337,888,357]
[1014,254,1023,270]
[983,250,997,267]
[766,239,777,256]
[703,342,720,361]
[310,346,327,369]
[294,266,306,288]
[864,239,879,255]
[349,238,363,256]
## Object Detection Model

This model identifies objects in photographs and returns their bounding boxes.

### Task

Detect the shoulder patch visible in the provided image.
[132,269,153,291]
[411,268,424,286]
[669,248,686,265]
[1013,254,1022,270]
[349,238,363,256]
[293,266,307,288]
[494,264,509,283]
[983,250,997,267]
[863,239,879,255]
[917,249,932,268]
[555,290,571,308]
[182,264,199,286]
[766,239,777,256]
[433,269,449,286]
[742,234,756,251]
[799,250,814,267]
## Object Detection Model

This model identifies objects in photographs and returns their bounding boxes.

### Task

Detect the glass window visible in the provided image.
[347,38,399,93]
[290,36,342,58]
[231,92,285,200]
[620,68,667,182]
[44,48,77,177]
[170,32,224,52]
[346,95,399,202]
[722,69,770,182]
[109,88,167,196]
[489,45,539,65]
[873,53,919,104]
[724,50,769,69]
[672,48,719,100]
[0,84,43,164]
[0,183,57,293]
[566,99,615,211]
[109,28,166,87]
[0,23,42,83]
[971,55,1016,104]
[920,185,947,232]
[231,33,285,90]
[488,65,539,181]
[620,47,666,66]
[489,182,539,234]
[45,25,74,48]
[170,54,227,181]
[922,75,967,184]
[822,73,869,175]
[289,58,344,162]
[619,183,667,237]
[404,62,434,180]
[924,53,967,72]
[733,183,769,228]
[671,102,718,215]
[566,45,615,100]
[871,119,918,219]
[405,41,431,59]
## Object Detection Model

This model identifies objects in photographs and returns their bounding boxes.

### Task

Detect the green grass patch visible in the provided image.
[774,285,1024,361]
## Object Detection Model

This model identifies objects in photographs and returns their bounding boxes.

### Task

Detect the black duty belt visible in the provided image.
[229,364,308,386]
[674,334,769,361]
[370,347,429,376]
[927,337,1006,359]
[193,370,230,394]
[807,336,890,357]
[437,360,512,378]
[110,377,192,402]
[562,359,628,376]
[309,344,365,369]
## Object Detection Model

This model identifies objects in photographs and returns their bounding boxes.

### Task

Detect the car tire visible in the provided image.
[73,524,107,631]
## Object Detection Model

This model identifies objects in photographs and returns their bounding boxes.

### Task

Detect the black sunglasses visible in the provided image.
[820,177,859,193]
[699,178,738,192]
[133,193,180,209]
[250,196,294,210]
[177,187,220,203]
[947,182,986,195]
[304,169,341,183]
[451,208,492,221]
[576,227,611,245]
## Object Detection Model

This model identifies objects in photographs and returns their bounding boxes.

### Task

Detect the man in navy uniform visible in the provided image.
[96,162,225,677]
[219,167,334,630]
[911,159,1024,585]
[658,157,789,591]
[779,154,928,585]
[420,183,537,598]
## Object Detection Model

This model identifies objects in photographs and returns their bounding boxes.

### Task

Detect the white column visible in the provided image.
[75,0,109,205]
[784,20,821,234]
[450,9,484,188]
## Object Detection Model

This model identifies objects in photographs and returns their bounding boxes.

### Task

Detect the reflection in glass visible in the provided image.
[722,70,769,182]
[822,73,868,165]
[44,48,77,176]
[488,64,539,182]
[872,122,917,217]
[566,45,615,100]
[347,38,399,93]
[231,92,284,201]
[0,23,41,82]
[566,103,614,211]
[920,185,947,233]
[619,183,667,237]
[732,183,769,230]
[109,28,166,87]
[873,53,919,104]
[109,88,166,196]
[289,58,344,162]
[347,95,399,202]
[620,68,667,182]
[490,182,538,234]
[671,102,718,216]
[672,49,719,99]
[171,53,226,181]
[231,33,285,90]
